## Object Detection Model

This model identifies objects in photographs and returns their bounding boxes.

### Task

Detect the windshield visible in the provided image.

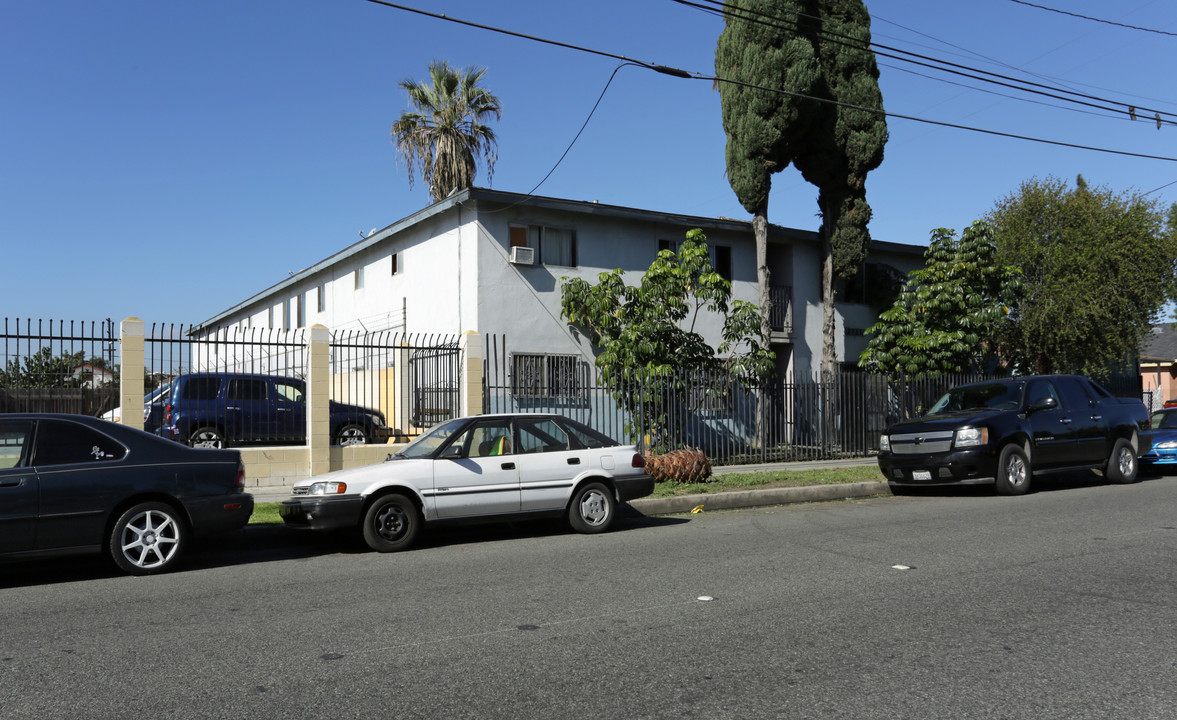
[1152,411,1177,430]
[928,382,1024,415]
[397,417,468,459]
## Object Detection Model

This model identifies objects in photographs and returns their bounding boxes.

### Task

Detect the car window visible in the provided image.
[456,421,514,458]
[1055,377,1093,410]
[517,418,570,454]
[1026,380,1061,408]
[1152,412,1177,430]
[559,417,618,448]
[33,420,127,466]
[227,378,269,402]
[0,420,34,469]
[181,377,222,401]
[275,382,304,403]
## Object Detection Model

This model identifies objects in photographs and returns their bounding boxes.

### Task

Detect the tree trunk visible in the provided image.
[754,203,771,455]
[820,212,837,378]
[753,206,772,343]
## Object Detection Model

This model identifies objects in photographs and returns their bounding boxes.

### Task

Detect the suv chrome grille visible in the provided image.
[889,431,955,455]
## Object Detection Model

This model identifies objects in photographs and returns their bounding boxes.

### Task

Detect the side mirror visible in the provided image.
[1030,396,1058,412]
[441,445,464,459]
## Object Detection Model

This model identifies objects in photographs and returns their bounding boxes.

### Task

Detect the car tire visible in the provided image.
[190,426,227,449]
[336,424,369,447]
[109,502,186,575]
[361,493,420,552]
[1105,438,1139,484]
[568,481,615,534]
[995,444,1031,495]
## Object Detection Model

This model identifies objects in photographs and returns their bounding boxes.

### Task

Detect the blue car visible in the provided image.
[155,372,391,449]
[1141,408,1177,469]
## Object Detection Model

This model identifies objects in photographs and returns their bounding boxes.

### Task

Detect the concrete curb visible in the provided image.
[627,481,890,516]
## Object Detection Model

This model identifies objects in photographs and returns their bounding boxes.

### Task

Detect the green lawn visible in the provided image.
[247,464,883,525]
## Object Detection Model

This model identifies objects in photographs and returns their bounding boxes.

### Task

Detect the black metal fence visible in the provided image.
[483,342,1146,464]
[0,318,119,416]
[2,319,461,446]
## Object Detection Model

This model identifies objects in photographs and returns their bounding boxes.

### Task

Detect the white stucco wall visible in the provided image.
[195,190,926,381]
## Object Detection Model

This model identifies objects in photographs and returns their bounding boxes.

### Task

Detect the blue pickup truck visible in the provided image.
[877,375,1151,495]
[155,372,392,448]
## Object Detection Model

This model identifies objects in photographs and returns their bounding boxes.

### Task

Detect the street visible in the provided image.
[3,474,1177,719]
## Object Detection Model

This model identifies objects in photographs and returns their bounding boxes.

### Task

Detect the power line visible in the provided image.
[361,0,1177,163]
[1008,0,1177,37]
[677,0,1177,126]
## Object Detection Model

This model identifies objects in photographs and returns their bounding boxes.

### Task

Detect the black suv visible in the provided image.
[155,372,391,448]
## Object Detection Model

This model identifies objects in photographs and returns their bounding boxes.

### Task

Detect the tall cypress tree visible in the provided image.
[717,0,887,375]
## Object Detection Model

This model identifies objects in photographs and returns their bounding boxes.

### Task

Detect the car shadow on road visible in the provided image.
[0,505,687,587]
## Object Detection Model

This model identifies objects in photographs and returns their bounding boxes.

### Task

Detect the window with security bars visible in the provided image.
[511,353,585,399]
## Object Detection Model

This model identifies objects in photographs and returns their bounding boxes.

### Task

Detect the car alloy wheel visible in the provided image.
[110,502,185,575]
[336,424,369,447]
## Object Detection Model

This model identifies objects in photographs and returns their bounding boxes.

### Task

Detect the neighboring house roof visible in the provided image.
[192,186,926,334]
[1141,324,1177,363]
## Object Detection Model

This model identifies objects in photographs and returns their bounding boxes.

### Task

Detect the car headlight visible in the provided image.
[309,481,348,495]
[880,434,891,452]
[954,427,988,448]
[1155,441,1177,450]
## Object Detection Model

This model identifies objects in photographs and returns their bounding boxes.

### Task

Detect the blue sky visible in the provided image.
[3,0,1175,325]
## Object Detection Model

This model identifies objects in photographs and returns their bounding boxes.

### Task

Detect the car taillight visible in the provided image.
[165,403,173,422]
[632,453,646,468]
[234,462,246,493]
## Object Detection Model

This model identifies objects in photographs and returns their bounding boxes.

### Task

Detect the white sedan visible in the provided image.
[278,414,655,551]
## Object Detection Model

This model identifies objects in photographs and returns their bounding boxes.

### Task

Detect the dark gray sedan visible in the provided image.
[0,414,253,575]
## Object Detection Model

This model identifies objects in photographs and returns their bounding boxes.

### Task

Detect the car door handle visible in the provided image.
[501,462,516,470]
[567,457,581,465]
[1059,418,1072,424]
[1091,415,1102,420]
[0,478,23,487]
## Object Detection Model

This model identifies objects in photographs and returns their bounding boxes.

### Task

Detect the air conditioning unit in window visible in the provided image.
[509,246,536,265]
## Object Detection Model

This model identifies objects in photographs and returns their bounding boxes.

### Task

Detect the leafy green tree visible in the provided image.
[716,0,887,375]
[561,230,774,450]
[0,348,114,388]
[391,60,502,202]
[859,221,1022,374]
[716,0,820,342]
[986,176,1177,376]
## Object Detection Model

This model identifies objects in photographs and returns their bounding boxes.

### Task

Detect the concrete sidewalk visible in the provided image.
[249,456,887,511]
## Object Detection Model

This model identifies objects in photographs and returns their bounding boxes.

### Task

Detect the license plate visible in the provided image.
[912,470,932,481]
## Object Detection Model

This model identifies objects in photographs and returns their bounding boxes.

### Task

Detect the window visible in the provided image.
[509,225,577,267]
[512,353,585,399]
[33,420,127,466]
[275,381,304,404]
[227,378,269,402]
[715,245,732,281]
[517,418,570,454]
[452,420,514,458]
[0,420,34,469]
[296,293,306,328]
[660,240,732,281]
[282,299,291,330]
[391,253,400,275]
[268,306,274,328]
[354,266,365,290]
[181,377,222,401]
[317,284,326,313]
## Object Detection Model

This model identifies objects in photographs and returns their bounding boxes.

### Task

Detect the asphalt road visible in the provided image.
[3,473,1177,719]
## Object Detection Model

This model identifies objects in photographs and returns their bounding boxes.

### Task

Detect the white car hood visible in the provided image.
[292,457,434,495]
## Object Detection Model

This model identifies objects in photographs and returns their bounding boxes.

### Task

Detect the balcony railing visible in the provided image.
[770,285,793,336]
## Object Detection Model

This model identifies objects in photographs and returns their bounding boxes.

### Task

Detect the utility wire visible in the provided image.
[362,0,1177,162]
[678,0,1177,126]
[1008,0,1177,38]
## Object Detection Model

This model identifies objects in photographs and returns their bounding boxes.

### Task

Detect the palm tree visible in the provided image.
[391,60,503,202]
